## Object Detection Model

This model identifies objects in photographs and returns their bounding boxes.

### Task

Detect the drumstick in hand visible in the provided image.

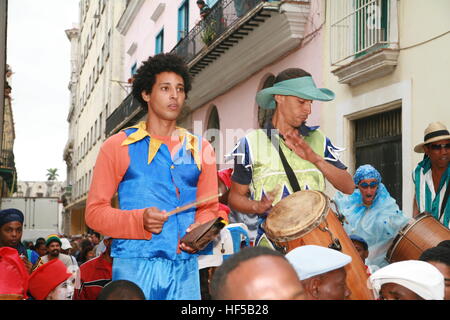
[167,193,222,217]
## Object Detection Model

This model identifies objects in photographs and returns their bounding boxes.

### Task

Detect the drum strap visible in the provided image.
[264,129,301,192]
[439,183,450,220]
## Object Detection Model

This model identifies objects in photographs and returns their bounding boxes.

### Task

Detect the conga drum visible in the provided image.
[264,190,374,300]
[387,212,450,262]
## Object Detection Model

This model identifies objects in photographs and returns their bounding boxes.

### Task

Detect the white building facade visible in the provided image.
[63,0,127,235]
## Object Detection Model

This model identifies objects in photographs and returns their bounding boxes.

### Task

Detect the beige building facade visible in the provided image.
[13,181,65,198]
[1,63,17,197]
[63,0,126,235]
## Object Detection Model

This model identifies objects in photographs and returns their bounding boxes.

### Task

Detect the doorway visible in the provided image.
[354,108,402,208]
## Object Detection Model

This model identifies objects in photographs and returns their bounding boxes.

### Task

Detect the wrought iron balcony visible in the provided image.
[107,1,310,134]
[171,0,269,76]
[64,184,72,196]
[105,93,145,137]
[0,149,17,193]
[61,184,72,206]
[178,0,311,110]
[0,149,15,170]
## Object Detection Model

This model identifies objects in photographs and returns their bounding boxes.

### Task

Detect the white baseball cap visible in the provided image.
[60,238,72,250]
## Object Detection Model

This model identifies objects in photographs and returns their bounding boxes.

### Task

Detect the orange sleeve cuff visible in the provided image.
[194,138,229,224]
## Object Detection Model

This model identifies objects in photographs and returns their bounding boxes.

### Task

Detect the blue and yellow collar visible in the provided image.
[121,121,201,170]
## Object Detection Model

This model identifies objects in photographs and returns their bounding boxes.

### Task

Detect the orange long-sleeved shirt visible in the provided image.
[85,128,227,240]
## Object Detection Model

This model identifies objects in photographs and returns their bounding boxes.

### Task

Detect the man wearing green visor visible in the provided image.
[228,68,354,249]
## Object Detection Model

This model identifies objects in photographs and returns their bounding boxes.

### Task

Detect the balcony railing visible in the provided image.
[330,0,393,66]
[106,1,287,134]
[105,93,145,137]
[0,149,17,193]
[171,0,266,72]
[0,149,15,170]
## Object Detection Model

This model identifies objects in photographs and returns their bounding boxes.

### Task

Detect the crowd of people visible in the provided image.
[0,52,448,301]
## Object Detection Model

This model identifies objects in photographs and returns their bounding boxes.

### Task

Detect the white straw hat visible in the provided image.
[414,122,450,153]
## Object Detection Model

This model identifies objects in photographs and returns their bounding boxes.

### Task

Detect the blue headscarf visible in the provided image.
[0,208,26,256]
[353,164,382,185]
[333,165,410,268]
[0,208,24,227]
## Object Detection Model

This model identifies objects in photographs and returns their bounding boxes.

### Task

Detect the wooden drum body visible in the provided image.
[264,190,374,300]
[387,212,450,263]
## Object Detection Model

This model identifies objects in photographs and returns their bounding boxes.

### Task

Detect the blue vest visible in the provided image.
[111,128,201,260]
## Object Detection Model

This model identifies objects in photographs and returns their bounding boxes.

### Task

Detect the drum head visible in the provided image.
[265,190,328,242]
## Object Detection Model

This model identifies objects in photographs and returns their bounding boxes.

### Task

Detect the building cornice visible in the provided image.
[65,27,79,41]
[116,0,146,35]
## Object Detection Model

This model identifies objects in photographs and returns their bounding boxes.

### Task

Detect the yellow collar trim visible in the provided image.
[121,121,201,170]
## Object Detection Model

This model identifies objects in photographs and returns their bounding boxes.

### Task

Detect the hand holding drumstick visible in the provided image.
[143,194,221,253]
[143,207,169,235]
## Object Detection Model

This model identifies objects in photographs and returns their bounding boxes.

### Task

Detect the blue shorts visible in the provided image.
[112,256,200,300]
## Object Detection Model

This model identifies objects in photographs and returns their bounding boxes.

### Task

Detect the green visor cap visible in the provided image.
[256,76,335,109]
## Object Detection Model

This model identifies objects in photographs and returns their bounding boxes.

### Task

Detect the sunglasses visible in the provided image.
[429,143,450,150]
[359,181,379,189]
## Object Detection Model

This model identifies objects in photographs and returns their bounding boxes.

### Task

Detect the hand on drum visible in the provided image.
[252,193,274,214]
[284,131,321,165]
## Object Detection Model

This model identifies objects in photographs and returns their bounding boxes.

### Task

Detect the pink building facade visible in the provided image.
[110,1,328,170]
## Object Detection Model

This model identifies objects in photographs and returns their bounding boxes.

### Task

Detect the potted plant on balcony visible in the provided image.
[201,20,217,46]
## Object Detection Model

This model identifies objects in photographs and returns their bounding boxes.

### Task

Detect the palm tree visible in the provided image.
[46,168,59,181]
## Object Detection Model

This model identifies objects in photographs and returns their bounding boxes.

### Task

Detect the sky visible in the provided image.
[7,0,79,182]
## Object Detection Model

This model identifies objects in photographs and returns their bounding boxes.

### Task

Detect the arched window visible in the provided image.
[257,75,275,128]
[207,105,220,132]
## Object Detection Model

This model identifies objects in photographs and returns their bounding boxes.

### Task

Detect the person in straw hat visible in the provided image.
[412,121,450,227]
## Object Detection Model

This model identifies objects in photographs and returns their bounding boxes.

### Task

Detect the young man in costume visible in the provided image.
[85,53,226,300]
[228,68,354,247]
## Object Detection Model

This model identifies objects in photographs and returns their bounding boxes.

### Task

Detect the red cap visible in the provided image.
[0,247,29,298]
[218,168,233,189]
[28,258,72,300]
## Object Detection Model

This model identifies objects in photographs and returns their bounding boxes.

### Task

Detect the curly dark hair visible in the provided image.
[97,280,145,300]
[419,246,450,266]
[274,68,311,83]
[132,53,192,106]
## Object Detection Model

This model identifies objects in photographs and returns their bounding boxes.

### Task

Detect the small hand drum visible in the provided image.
[264,190,375,300]
[387,212,450,263]
[264,190,329,245]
